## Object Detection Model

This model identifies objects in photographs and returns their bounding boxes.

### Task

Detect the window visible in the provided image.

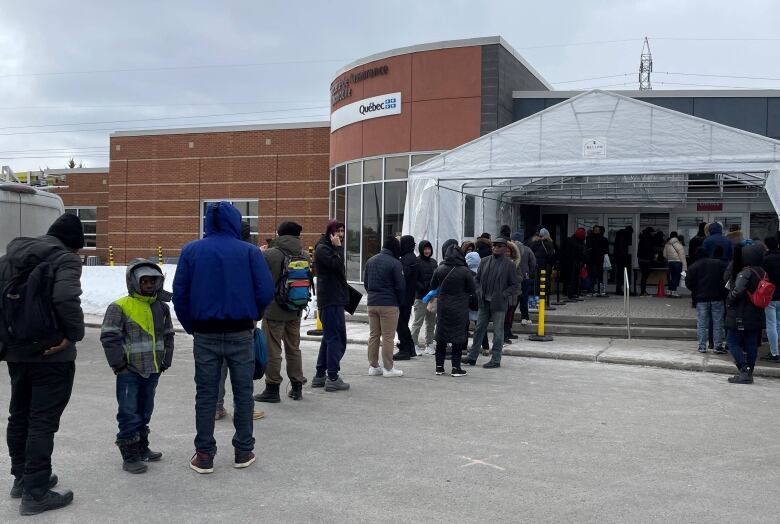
[347,161,362,184]
[464,195,475,238]
[64,207,97,248]
[363,158,383,182]
[346,185,362,281]
[335,187,346,226]
[362,183,382,267]
[385,155,409,180]
[411,153,437,166]
[336,165,346,186]
[201,200,259,241]
[383,181,406,239]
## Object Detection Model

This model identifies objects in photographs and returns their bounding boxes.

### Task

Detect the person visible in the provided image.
[312,220,351,392]
[564,228,587,299]
[703,222,733,261]
[464,252,484,348]
[463,237,520,369]
[726,224,743,247]
[663,232,687,298]
[0,214,84,515]
[502,241,524,343]
[529,228,555,300]
[460,240,475,254]
[411,240,437,355]
[254,222,310,403]
[100,259,174,474]
[364,237,405,377]
[499,225,512,240]
[173,201,274,474]
[393,235,418,360]
[475,233,493,259]
[587,225,609,296]
[688,222,706,266]
[613,225,634,295]
[511,233,536,326]
[724,243,766,384]
[761,237,780,362]
[685,248,727,353]
[637,227,656,296]
[431,246,477,376]
[441,238,459,260]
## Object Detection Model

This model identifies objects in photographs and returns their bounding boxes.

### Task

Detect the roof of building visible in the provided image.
[513,89,780,98]
[111,120,331,138]
[44,168,108,175]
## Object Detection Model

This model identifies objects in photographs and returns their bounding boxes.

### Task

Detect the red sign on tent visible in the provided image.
[697,202,723,212]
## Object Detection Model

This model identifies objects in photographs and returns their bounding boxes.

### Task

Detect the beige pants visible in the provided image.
[410,298,436,347]
[262,318,305,385]
[367,305,399,370]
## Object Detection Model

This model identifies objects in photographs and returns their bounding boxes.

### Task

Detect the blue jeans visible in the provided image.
[116,371,160,440]
[467,300,506,363]
[316,305,347,380]
[765,301,780,356]
[696,301,723,350]
[728,328,759,370]
[193,331,255,455]
[668,261,683,291]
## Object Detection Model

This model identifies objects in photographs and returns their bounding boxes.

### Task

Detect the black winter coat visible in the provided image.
[364,248,404,307]
[431,249,476,344]
[763,250,780,301]
[314,234,348,308]
[685,258,728,303]
[587,234,609,265]
[530,238,555,267]
[725,266,766,331]
[399,236,417,307]
[415,240,437,299]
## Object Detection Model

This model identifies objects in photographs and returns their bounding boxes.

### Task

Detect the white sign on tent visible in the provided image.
[582,137,607,158]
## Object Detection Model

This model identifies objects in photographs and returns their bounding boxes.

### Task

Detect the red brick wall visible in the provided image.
[109,126,330,263]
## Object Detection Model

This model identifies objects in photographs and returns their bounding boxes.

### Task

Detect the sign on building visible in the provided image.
[331,92,401,132]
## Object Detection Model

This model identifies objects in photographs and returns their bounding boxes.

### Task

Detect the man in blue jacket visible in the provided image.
[173,202,273,475]
[703,222,733,262]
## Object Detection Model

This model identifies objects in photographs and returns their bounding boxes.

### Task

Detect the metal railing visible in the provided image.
[623,267,631,340]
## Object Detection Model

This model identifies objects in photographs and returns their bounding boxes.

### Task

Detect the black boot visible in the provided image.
[728,366,753,384]
[116,437,148,474]
[10,474,57,499]
[254,383,281,403]
[19,489,74,516]
[288,381,303,400]
[138,428,162,462]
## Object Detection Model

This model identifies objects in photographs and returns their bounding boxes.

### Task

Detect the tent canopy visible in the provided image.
[403,89,780,251]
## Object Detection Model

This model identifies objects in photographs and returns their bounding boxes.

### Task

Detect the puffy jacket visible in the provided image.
[663,238,687,270]
[415,240,437,299]
[703,223,733,261]
[432,248,476,344]
[100,260,174,377]
[587,233,609,265]
[0,235,84,362]
[517,242,536,280]
[399,235,418,307]
[173,202,274,334]
[314,234,348,308]
[263,235,311,321]
[685,257,727,303]
[530,236,555,267]
[363,248,404,307]
[475,254,520,311]
[762,249,780,301]
[725,245,766,331]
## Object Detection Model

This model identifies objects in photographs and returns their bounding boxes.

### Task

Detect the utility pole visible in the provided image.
[639,36,653,90]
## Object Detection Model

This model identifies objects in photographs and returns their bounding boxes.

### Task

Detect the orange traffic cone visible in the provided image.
[655,276,666,298]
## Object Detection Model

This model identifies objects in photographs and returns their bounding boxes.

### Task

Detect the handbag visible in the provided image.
[427,268,456,314]
[253,328,269,380]
[346,284,363,315]
[603,253,612,271]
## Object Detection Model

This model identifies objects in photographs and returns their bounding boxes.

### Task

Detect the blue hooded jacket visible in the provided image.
[702,222,733,262]
[173,202,274,334]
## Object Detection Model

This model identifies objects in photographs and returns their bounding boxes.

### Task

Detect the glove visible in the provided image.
[681,271,687,279]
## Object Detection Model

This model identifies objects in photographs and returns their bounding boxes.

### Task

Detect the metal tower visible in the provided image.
[639,37,653,90]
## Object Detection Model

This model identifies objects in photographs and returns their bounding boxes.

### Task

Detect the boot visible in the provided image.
[138,428,162,462]
[254,383,281,403]
[116,436,148,474]
[288,381,303,400]
[19,489,74,516]
[728,366,753,384]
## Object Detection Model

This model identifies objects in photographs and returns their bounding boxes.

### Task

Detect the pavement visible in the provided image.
[2,328,780,523]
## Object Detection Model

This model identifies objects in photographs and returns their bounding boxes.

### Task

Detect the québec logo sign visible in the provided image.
[359,97,397,115]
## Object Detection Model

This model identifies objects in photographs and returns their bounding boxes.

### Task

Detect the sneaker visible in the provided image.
[383,367,404,377]
[761,354,780,362]
[215,408,228,420]
[19,489,74,516]
[697,347,707,353]
[311,375,326,388]
[520,319,532,326]
[324,377,350,392]
[425,344,436,355]
[234,450,256,469]
[190,451,214,474]
[393,351,411,361]
[483,361,501,369]
[11,474,58,499]
[435,366,445,376]
[451,368,468,377]
[368,365,383,376]
[713,347,728,355]
[462,358,477,366]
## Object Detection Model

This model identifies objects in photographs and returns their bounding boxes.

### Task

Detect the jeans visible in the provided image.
[193,331,255,455]
[216,359,229,411]
[696,301,723,350]
[728,328,760,370]
[668,261,683,291]
[316,305,347,380]
[765,300,780,356]
[411,298,436,347]
[519,280,530,320]
[7,362,75,496]
[368,305,400,369]
[396,305,414,355]
[467,300,506,363]
[116,371,160,440]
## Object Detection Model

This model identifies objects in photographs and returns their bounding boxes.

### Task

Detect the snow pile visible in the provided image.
[80,264,178,318]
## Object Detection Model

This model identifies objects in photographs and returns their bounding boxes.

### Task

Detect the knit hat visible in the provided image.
[575,227,587,240]
[47,214,84,250]
[510,232,523,242]
[465,252,481,273]
[325,220,344,236]
[278,221,303,237]
[539,228,550,238]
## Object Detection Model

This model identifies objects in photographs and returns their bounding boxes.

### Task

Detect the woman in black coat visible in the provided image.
[430,246,476,377]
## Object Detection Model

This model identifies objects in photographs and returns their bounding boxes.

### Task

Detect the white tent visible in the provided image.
[403,89,780,254]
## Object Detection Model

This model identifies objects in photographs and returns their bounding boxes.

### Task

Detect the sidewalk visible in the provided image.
[83,314,780,379]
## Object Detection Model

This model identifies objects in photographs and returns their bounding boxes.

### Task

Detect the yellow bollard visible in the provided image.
[108,245,115,267]
[529,269,554,342]
[157,245,164,264]
[306,309,324,336]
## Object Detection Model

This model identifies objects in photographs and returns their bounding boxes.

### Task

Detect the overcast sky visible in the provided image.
[0,0,778,171]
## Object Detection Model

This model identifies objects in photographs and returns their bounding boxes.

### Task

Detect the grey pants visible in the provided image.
[410,298,436,347]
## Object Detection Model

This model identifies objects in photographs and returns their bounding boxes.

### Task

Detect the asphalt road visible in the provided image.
[1,327,778,523]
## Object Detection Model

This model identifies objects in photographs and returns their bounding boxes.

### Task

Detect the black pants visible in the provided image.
[639,261,652,295]
[436,340,463,369]
[396,305,414,355]
[504,305,516,338]
[589,262,604,293]
[7,361,75,496]
[316,305,346,380]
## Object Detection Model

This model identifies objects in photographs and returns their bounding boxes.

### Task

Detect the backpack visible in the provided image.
[747,268,775,309]
[274,250,313,311]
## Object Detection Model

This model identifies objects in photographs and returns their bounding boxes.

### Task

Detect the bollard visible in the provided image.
[529,269,554,342]
[549,268,566,307]
[306,309,324,336]
[157,246,164,265]
[108,245,115,267]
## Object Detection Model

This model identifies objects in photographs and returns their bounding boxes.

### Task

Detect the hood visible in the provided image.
[400,235,416,256]
[274,235,303,255]
[444,246,467,267]
[742,243,765,266]
[4,235,67,271]
[417,240,433,260]
[441,238,458,259]
[708,222,723,236]
[204,201,242,239]
[510,232,523,242]
[126,258,165,298]
[382,236,401,259]
[465,251,481,273]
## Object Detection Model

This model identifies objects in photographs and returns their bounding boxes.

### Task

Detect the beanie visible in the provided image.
[539,228,550,238]
[47,213,84,250]
[382,236,401,258]
[278,221,303,237]
[325,220,344,236]
[575,228,586,240]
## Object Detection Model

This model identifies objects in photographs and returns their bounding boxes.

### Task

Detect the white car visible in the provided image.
[0,183,64,256]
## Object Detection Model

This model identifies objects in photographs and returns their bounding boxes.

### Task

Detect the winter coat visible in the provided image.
[685,257,727,303]
[0,235,84,362]
[703,223,733,261]
[263,235,311,321]
[688,234,706,264]
[587,233,609,266]
[431,248,476,344]
[313,234,349,308]
[663,238,687,270]
[517,242,537,280]
[100,260,175,377]
[173,202,274,334]
[475,254,520,312]
[613,228,633,261]
[637,231,656,263]
[475,238,493,259]
[399,235,418,307]
[363,248,404,307]
[725,245,766,331]
[762,249,780,301]
[415,240,437,299]
[530,236,555,268]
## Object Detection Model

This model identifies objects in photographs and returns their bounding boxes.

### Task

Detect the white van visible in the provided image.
[0,183,64,256]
